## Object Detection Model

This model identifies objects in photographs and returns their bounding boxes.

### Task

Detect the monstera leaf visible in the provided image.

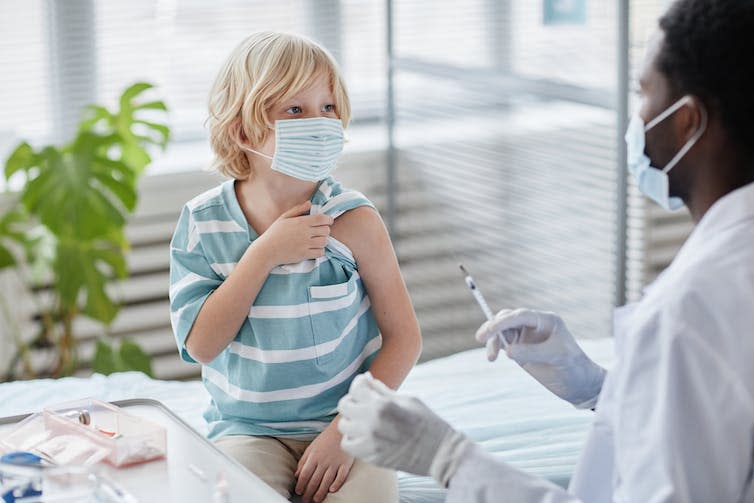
[0,209,27,268]
[55,235,128,323]
[81,82,169,174]
[6,135,136,241]
[93,338,153,377]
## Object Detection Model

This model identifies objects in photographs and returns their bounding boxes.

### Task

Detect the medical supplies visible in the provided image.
[0,398,289,502]
[0,451,138,503]
[0,399,166,468]
[459,264,506,361]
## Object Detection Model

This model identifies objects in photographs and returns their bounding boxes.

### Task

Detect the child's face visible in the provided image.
[269,72,338,123]
[249,72,339,164]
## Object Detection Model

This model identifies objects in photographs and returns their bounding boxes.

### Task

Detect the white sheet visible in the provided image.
[0,338,614,502]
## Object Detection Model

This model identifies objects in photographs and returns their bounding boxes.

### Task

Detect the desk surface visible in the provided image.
[0,398,287,503]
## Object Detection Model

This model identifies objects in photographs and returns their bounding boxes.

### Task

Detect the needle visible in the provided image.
[459,264,507,360]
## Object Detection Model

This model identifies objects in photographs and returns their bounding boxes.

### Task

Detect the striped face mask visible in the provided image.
[248,117,345,181]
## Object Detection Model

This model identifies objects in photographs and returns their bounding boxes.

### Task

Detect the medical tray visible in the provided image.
[0,398,286,502]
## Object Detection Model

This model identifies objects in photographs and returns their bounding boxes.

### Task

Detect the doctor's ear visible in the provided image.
[677,96,709,142]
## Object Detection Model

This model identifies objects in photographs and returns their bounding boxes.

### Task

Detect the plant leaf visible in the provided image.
[111,83,169,171]
[134,100,167,112]
[0,208,29,269]
[82,274,118,324]
[120,141,151,175]
[0,245,15,268]
[92,338,117,375]
[119,339,153,376]
[92,172,137,212]
[55,237,126,323]
[133,119,170,146]
[79,105,112,132]
[120,82,154,109]
[90,244,128,279]
[5,142,35,179]
[19,133,135,240]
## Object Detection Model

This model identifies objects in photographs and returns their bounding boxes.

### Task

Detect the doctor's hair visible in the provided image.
[658,0,754,161]
[207,31,351,180]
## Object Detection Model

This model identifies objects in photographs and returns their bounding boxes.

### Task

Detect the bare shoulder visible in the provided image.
[330,206,391,259]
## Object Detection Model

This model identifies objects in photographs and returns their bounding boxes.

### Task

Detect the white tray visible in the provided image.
[0,398,286,503]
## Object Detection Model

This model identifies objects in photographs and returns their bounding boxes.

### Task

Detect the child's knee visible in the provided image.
[215,435,299,498]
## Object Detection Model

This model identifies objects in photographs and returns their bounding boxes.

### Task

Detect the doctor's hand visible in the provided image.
[337,372,472,488]
[295,419,354,503]
[476,309,606,409]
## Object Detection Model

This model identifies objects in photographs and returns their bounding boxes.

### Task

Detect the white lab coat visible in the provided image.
[447,181,754,502]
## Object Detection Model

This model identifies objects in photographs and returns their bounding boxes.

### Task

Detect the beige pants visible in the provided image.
[215,434,398,502]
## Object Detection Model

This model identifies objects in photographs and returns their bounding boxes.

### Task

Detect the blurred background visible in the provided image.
[0,0,692,381]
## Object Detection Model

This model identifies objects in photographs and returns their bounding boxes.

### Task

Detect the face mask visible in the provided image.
[246,117,345,182]
[624,95,707,211]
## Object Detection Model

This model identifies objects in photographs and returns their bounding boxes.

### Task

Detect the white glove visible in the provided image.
[476,309,606,409]
[337,372,472,487]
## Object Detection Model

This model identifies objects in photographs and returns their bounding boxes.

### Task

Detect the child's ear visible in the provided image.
[229,118,248,146]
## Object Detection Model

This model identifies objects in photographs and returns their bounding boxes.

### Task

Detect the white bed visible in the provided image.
[0,338,614,502]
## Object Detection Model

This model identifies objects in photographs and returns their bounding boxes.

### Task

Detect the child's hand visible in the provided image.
[256,201,334,267]
[295,420,354,503]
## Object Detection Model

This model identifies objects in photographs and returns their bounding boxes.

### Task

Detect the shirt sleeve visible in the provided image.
[169,205,223,363]
[447,445,579,503]
[611,291,754,502]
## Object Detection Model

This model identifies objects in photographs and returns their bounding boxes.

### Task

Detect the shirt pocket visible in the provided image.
[307,271,362,366]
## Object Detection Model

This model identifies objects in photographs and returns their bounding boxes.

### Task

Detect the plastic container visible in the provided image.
[0,399,166,468]
[43,399,166,467]
[0,412,109,467]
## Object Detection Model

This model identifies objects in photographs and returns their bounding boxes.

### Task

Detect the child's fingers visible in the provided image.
[294,452,310,487]
[309,236,327,249]
[306,214,335,227]
[313,468,337,502]
[309,223,332,238]
[282,200,313,218]
[301,465,326,502]
[330,464,351,493]
[307,247,327,260]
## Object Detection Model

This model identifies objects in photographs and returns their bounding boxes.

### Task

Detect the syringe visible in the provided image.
[459,264,506,361]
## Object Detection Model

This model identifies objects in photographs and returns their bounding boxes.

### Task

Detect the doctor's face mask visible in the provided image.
[624,95,707,211]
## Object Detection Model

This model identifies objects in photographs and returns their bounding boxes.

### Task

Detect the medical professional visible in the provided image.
[337,0,754,500]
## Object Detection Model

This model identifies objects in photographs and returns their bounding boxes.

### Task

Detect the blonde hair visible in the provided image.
[207,32,351,180]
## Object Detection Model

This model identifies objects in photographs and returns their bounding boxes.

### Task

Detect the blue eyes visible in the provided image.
[285,105,336,114]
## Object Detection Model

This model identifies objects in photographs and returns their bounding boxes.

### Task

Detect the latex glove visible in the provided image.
[295,420,354,503]
[338,373,472,487]
[476,309,606,409]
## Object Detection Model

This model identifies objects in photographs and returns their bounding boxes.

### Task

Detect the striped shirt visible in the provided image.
[169,176,381,439]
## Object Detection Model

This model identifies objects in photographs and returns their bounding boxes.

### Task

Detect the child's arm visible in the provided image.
[185,201,334,363]
[294,206,422,501]
[335,206,423,387]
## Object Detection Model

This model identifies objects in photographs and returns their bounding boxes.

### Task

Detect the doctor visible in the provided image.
[337,0,754,500]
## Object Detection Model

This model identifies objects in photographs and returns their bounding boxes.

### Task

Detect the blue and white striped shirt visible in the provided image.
[169,176,381,439]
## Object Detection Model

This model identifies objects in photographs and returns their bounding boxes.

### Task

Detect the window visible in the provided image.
[0,0,683,375]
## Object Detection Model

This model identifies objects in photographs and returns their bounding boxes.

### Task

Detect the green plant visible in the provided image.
[0,82,169,379]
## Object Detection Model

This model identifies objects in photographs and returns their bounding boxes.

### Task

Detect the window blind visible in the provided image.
[388,0,622,358]
[0,0,387,175]
[0,1,691,379]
